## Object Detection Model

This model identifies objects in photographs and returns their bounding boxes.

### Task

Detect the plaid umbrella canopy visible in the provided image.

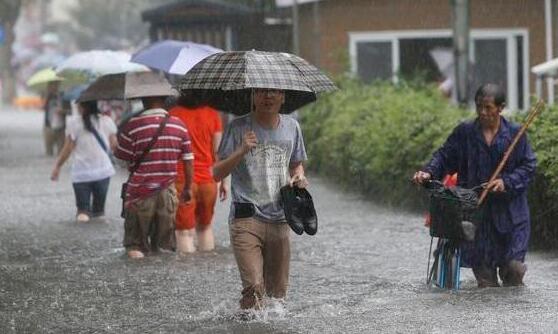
[178,51,336,115]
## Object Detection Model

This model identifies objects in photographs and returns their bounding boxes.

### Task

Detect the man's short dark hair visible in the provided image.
[177,90,205,109]
[141,96,168,109]
[474,83,506,107]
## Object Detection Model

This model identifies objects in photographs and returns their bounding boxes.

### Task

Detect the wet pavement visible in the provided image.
[1,109,558,333]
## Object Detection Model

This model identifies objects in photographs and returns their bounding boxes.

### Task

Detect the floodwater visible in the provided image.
[1,109,557,333]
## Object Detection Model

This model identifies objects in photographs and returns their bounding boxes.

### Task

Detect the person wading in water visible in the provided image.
[214,88,308,309]
[413,83,536,287]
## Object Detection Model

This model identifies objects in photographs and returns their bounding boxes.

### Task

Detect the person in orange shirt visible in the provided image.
[170,91,228,253]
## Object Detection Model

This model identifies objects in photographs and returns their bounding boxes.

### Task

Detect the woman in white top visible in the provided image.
[51,101,117,223]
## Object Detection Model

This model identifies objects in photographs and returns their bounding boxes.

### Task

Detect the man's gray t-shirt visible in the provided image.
[218,114,307,223]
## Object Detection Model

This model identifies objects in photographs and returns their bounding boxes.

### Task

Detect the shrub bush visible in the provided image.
[521,105,558,248]
[301,77,470,207]
[301,78,557,249]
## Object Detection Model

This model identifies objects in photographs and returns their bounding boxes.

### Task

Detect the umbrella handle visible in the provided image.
[249,89,255,156]
[250,88,254,116]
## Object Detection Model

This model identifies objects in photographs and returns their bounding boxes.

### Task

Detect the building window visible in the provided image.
[472,39,508,98]
[350,30,529,110]
[356,41,392,83]
[399,38,452,81]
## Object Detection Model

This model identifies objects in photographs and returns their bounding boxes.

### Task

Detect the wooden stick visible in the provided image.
[477,100,545,206]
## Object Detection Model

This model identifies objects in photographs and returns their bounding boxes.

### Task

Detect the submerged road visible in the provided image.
[1,109,557,333]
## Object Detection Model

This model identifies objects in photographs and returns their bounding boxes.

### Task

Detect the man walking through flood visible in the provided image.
[413,83,536,287]
[213,88,308,309]
[115,94,194,259]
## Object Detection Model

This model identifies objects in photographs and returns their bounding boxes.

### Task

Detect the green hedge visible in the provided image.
[301,77,557,249]
[520,104,558,248]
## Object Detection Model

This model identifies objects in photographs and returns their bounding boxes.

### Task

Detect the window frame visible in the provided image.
[349,29,530,110]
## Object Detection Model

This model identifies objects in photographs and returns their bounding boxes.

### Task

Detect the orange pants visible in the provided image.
[175,180,217,230]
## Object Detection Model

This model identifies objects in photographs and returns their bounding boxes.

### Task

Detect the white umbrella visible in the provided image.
[55,50,149,84]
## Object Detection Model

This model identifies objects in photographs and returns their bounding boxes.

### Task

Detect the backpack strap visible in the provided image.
[127,114,170,180]
[89,121,109,153]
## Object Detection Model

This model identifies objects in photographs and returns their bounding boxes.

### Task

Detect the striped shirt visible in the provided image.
[115,108,193,207]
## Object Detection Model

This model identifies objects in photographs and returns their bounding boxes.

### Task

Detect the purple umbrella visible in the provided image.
[131,40,222,75]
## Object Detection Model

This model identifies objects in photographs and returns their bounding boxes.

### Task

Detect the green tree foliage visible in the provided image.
[0,0,21,22]
[0,0,22,103]
[55,0,281,51]
[59,0,171,50]
[519,104,558,248]
[301,78,557,249]
[301,77,470,207]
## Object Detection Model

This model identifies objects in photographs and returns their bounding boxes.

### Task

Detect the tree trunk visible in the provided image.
[0,0,22,106]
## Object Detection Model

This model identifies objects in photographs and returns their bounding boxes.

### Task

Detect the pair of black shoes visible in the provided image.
[280,185,318,235]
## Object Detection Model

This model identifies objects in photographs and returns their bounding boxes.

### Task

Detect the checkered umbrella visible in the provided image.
[178,51,337,115]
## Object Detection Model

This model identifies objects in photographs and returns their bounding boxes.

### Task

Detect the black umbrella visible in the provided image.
[178,51,336,115]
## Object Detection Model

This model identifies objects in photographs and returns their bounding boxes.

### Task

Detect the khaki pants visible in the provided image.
[229,218,291,309]
[123,185,178,253]
[43,127,65,156]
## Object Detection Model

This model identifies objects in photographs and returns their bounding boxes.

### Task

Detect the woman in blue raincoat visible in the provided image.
[413,83,536,287]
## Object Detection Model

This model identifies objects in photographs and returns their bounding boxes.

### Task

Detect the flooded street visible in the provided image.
[1,109,558,333]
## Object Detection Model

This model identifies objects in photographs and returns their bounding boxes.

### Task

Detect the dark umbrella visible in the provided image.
[178,51,337,115]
